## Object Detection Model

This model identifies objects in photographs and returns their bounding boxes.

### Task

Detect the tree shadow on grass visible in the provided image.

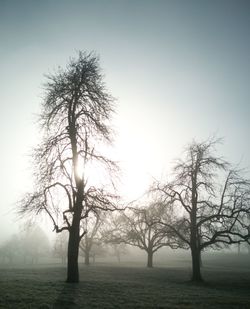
[53,283,80,309]
[52,281,113,309]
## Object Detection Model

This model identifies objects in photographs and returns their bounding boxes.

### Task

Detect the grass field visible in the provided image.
[0,256,250,308]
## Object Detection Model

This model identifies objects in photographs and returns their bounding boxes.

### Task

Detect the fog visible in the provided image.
[1,225,249,269]
[0,1,250,307]
[1,0,250,246]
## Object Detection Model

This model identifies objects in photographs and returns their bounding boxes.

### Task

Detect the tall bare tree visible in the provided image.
[154,139,250,282]
[19,51,118,282]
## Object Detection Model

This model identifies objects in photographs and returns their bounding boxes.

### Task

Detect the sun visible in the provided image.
[119,162,152,202]
[75,159,110,189]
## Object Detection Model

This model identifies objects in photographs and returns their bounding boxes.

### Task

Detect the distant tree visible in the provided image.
[0,226,50,265]
[79,211,103,265]
[154,139,250,282]
[109,242,128,263]
[18,51,118,282]
[88,242,107,263]
[20,225,50,264]
[237,243,241,255]
[108,202,180,268]
[53,231,68,264]
[0,235,19,264]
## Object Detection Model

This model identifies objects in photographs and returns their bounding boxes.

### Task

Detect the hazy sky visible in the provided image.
[0,0,249,241]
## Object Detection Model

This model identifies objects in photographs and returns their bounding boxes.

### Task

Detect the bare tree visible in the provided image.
[0,226,50,265]
[108,202,180,268]
[53,231,68,264]
[18,51,118,282]
[154,139,250,282]
[79,211,103,265]
[109,243,128,263]
[20,225,50,264]
[0,235,19,264]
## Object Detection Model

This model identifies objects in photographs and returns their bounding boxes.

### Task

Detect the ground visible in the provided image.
[0,255,250,308]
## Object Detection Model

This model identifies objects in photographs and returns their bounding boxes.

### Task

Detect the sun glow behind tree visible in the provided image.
[0,0,249,247]
[19,51,120,282]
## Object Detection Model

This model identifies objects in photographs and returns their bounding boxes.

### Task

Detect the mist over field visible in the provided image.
[1,242,250,308]
[0,0,250,308]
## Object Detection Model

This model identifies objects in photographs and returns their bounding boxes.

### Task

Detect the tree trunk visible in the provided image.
[85,250,90,265]
[199,249,203,268]
[66,216,80,283]
[190,186,202,282]
[147,250,153,268]
[191,247,202,282]
[66,120,83,283]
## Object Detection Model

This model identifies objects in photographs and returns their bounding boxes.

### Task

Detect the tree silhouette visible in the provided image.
[19,51,118,282]
[0,225,50,264]
[154,138,250,282]
[107,202,180,267]
[53,231,68,264]
[79,211,103,265]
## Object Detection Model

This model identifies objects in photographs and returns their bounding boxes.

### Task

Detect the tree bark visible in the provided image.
[66,214,80,283]
[191,247,202,282]
[190,181,202,282]
[147,250,153,268]
[199,249,203,268]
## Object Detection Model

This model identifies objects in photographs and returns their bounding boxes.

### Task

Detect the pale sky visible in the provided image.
[0,0,249,242]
